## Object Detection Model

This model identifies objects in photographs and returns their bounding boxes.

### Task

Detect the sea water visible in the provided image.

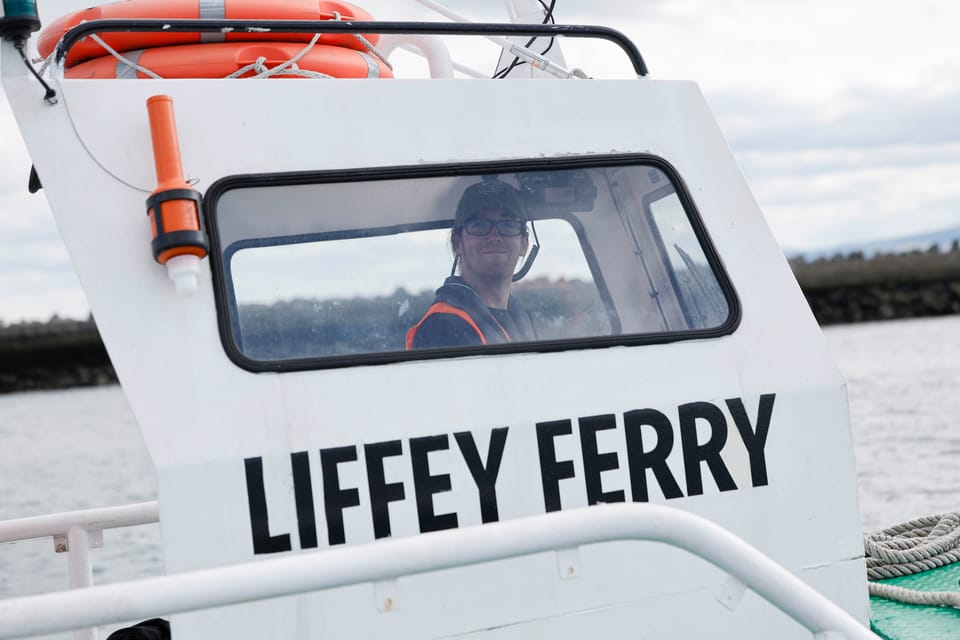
[826,315,960,532]
[0,315,958,634]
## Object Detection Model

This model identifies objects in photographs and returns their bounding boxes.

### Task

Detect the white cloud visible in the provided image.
[751,156,960,249]
[2,0,959,321]
[0,269,89,323]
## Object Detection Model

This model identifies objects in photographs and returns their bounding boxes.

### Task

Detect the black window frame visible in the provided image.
[204,154,741,372]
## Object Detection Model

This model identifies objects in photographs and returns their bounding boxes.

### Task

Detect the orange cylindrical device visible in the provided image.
[145,94,208,265]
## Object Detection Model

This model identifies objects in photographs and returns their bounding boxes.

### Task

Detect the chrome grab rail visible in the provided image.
[0,503,876,640]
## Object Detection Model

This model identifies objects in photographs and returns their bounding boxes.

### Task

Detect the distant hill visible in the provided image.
[785,225,960,261]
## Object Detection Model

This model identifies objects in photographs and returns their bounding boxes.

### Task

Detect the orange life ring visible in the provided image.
[38,0,380,67]
[65,41,393,79]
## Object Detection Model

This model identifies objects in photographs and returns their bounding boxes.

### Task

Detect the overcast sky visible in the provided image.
[2,0,959,322]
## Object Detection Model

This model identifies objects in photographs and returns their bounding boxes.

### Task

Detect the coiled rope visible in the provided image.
[864,512,960,608]
[88,34,162,78]
[331,11,393,72]
[226,33,331,79]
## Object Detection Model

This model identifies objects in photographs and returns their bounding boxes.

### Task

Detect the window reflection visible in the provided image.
[213,162,732,365]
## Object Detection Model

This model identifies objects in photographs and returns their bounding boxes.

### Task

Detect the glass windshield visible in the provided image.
[210,160,734,367]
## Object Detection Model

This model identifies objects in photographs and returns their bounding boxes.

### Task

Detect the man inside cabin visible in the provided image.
[406,177,537,349]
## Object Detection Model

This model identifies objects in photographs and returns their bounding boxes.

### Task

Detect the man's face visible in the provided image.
[454,206,529,282]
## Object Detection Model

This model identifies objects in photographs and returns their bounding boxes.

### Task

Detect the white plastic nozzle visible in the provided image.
[165,254,201,295]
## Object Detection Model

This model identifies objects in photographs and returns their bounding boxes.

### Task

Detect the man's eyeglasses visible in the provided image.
[463,218,525,237]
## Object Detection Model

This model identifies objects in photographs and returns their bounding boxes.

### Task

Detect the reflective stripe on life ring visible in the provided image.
[199,0,226,43]
[38,0,381,67]
[66,42,393,79]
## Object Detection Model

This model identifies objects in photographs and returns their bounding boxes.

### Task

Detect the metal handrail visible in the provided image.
[52,20,649,76]
[0,503,876,639]
[0,502,161,640]
[0,502,159,544]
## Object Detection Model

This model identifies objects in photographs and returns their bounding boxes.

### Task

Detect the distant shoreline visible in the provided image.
[3,246,959,394]
[790,243,960,324]
[0,317,116,394]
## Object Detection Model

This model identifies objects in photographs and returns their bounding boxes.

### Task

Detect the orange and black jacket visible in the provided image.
[406,277,536,349]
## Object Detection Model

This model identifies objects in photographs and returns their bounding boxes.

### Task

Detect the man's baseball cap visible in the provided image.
[454,178,526,227]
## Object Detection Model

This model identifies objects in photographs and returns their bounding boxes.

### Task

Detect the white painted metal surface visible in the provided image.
[1,3,869,638]
[376,34,454,78]
[0,504,878,640]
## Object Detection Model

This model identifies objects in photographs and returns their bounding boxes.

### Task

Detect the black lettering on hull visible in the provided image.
[365,440,406,539]
[244,456,292,554]
[455,427,509,523]
[244,395,776,552]
[320,446,361,546]
[624,409,684,502]
[411,434,459,533]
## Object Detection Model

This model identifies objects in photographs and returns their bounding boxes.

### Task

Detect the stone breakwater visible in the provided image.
[2,246,958,393]
[0,317,115,394]
[790,244,960,325]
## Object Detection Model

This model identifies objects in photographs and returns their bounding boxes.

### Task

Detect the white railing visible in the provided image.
[0,503,876,640]
[0,502,160,640]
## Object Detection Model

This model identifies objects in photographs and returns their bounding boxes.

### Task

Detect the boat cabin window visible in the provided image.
[208,159,736,369]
